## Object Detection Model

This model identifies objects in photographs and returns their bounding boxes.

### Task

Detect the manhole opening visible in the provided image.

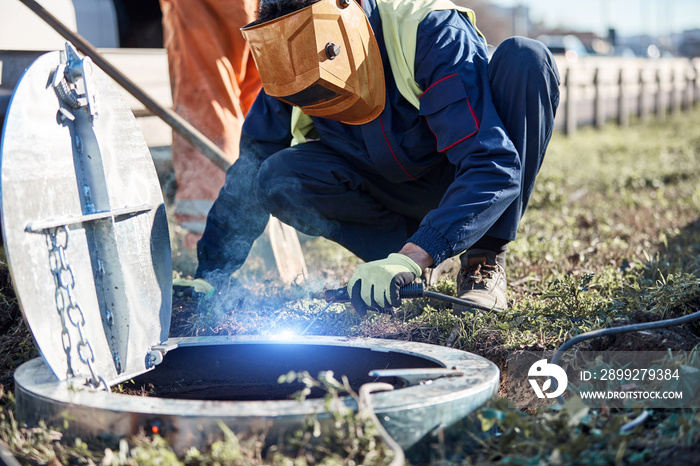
[123,344,443,401]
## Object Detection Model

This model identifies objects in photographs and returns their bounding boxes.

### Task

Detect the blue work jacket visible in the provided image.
[240,0,520,265]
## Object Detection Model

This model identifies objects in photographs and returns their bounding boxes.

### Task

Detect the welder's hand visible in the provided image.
[172,278,216,298]
[347,253,422,315]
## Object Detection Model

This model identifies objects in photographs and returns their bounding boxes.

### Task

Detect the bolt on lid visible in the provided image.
[0,44,172,387]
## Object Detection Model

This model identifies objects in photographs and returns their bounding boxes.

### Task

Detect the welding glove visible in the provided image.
[172,278,216,299]
[347,253,422,315]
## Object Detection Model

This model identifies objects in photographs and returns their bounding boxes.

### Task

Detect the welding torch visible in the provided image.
[323,283,502,314]
[300,283,502,335]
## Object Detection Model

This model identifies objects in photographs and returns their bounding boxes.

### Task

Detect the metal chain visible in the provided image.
[46,226,110,391]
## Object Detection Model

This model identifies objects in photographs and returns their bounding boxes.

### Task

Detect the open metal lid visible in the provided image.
[0,43,172,388]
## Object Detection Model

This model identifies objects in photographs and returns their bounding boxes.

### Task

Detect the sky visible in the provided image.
[489,0,700,37]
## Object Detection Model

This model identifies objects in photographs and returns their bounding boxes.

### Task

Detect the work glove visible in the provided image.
[172,277,216,299]
[347,253,422,315]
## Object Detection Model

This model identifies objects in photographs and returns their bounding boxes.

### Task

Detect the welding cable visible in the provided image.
[324,284,607,327]
[358,383,405,466]
[549,306,700,405]
[411,286,504,313]
[375,284,596,322]
[551,307,700,367]
[411,286,603,322]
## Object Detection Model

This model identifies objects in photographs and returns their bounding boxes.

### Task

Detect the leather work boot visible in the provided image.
[455,249,507,312]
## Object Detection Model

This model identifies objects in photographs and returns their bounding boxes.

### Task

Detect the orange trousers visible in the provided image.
[160,0,261,243]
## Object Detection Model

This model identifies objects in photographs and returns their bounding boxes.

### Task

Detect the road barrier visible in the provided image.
[4,51,698,140]
[554,56,700,135]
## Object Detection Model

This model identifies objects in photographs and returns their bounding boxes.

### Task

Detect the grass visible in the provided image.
[3,107,700,463]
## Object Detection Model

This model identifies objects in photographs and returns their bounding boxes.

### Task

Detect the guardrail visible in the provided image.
[5,50,699,141]
[554,56,700,135]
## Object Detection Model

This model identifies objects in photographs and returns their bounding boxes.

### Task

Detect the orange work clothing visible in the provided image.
[159,0,261,241]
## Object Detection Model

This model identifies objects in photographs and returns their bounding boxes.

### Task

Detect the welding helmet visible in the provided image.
[241,0,385,125]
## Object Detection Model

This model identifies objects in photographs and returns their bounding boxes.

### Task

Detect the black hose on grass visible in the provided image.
[551,308,700,367]
[549,304,700,406]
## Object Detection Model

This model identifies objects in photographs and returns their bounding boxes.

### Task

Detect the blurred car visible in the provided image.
[537,34,588,62]
[610,45,637,58]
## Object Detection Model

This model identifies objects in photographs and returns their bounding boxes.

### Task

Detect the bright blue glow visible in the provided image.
[269,329,298,339]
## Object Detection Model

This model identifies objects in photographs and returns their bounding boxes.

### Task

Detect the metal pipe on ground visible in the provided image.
[17,0,232,173]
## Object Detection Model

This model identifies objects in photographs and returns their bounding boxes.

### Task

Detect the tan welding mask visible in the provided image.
[241,0,385,125]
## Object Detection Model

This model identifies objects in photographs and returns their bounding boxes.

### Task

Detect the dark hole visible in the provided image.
[127,344,442,401]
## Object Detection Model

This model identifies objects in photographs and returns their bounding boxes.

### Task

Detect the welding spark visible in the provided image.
[270,329,298,339]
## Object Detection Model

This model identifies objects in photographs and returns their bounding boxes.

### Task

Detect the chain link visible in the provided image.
[46,226,110,391]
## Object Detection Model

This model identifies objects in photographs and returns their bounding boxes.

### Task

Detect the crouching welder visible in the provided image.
[193,0,560,314]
